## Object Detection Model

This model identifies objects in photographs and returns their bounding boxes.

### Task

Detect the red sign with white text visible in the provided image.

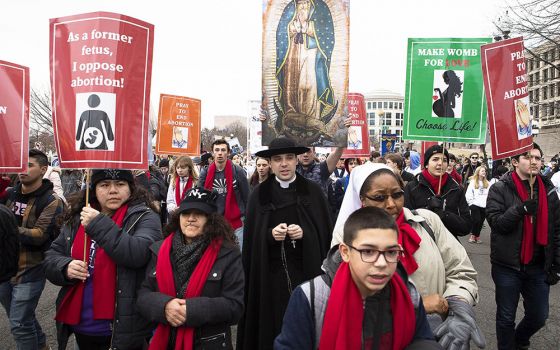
[50,12,154,169]
[481,37,533,160]
[342,93,370,158]
[0,60,29,173]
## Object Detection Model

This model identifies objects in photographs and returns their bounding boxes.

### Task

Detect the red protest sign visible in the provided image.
[0,60,29,173]
[342,93,370,158]
[420,141,438,167]
[481,37,533,160]
[50,12,154,169]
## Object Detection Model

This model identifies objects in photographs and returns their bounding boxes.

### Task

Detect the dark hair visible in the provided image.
[61,180,158,225]
[448,153,457,162]
[343,206,398,245]
[359,168,405,197]
[369,151,381,161]
[403,151,410,159]
[29,149,49,167]
[493,165,509,179]
[384,153,403,170]
[164,211,237,244]
[212,139,231,152]
[250,157,271,186]
[344,158,362,173]
[511,143,543,162]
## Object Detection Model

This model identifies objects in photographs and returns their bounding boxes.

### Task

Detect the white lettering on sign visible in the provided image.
[0,106,6,114]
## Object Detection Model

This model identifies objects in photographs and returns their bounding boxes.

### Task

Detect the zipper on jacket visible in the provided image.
[108,209,149,349]
[109,269,118,349]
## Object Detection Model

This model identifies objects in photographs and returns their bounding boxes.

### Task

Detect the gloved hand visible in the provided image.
[434,298,486,350]
[427,196,444,213]
[519,198,537,216]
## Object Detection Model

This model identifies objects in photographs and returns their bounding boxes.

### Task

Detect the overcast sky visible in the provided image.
[2,0,506,128]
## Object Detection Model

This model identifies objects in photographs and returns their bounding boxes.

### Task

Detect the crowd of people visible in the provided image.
[1,139,560,350]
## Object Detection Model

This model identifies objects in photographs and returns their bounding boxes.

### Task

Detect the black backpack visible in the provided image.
[0,204,20,282]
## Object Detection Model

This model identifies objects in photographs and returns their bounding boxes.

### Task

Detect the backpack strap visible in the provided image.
[409,210,436,242]
[301,276,331,349]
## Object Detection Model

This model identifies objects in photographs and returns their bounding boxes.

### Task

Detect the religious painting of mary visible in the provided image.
[262,0,349,146]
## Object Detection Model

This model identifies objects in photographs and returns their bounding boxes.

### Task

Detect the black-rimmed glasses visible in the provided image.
[362,190,405,203]
[346,244,403,263]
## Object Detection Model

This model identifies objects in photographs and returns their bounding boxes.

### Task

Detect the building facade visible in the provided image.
[364,90,405,147]
[526,43,560,158]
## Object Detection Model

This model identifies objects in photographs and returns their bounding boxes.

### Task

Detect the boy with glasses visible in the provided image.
[275,206,439,350]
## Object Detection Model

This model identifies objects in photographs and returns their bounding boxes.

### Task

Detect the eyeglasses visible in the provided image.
[346,244,403,263]
[362,190,405,203]
[470,156,479,160]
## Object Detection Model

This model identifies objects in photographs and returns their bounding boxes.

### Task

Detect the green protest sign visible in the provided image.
[403,38,492,143]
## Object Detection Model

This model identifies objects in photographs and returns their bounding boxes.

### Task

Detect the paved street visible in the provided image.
[1,225,560,349]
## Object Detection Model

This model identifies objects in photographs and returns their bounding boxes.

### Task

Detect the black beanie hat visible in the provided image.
[91,169,134,188]
[423,145,449,167]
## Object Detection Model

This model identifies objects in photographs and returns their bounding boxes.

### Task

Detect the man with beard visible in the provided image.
[237,137,333,350]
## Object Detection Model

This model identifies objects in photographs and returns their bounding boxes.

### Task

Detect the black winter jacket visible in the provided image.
[404,173,472,237]
[137,239,244,350]
[45,204,162,350]
[486,172,560,277]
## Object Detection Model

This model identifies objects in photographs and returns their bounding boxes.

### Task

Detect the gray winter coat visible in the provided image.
[45,204,162,350]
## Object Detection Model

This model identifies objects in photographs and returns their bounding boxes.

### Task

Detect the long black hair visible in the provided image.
[62,180,158,225]
[164,211,237,245]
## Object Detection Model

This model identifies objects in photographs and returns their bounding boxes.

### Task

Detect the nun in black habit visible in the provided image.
[236,138,333,350]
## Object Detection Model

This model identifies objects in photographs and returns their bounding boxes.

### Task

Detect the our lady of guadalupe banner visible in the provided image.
[50,12,154,169]
[342,93,370,157]
[381,134,397,156]
[0,60,29,173]
[481,37,533,159]
[262,0,349,147]
[155,94,201,156]
[403,38,492,143]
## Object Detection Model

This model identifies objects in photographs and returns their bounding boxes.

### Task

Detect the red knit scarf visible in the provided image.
[175,176,193,206]
[319,262,416,350]
[55,205,128,325]
[511,172,548,264]
[449,169,462,184]
[204,160,242,229]
[396,211,421,275]
[422,169,448,195]
[149,234,223,350]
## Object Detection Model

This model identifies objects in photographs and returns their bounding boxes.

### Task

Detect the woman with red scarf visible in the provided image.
[45,169,162,350]
[137,187,244,350]
[404,145,472,239]
[329,163,484,350]
[166,156,199,215]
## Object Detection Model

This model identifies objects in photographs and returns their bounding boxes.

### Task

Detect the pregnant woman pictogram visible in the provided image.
[76,94,114,150]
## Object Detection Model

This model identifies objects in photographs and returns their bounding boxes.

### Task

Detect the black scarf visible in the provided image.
[171,232,210,297]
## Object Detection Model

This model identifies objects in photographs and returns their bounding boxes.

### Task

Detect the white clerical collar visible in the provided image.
[275,175,296,189]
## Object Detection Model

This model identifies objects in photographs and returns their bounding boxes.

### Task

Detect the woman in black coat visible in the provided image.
[137,187,244,350]
[44,169,162,350]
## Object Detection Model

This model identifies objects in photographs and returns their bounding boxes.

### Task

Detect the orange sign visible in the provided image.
[155,94,201,156]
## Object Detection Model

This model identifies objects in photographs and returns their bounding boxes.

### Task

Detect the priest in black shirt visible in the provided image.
[237,137,333,350]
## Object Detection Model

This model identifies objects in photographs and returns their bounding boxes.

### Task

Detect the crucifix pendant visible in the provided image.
[291,240,296,248]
